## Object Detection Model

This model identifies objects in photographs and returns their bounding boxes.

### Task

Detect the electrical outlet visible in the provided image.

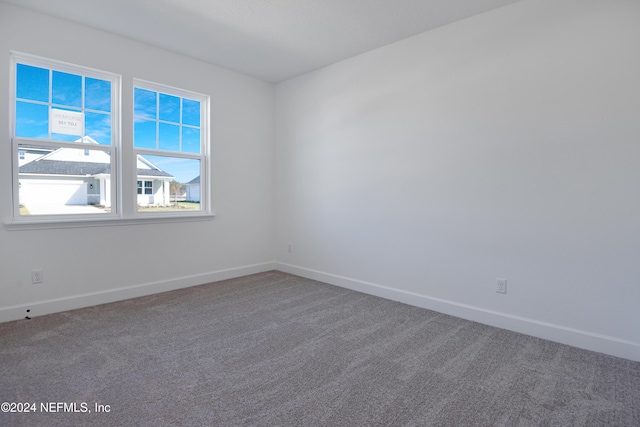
[496,278,507,294]
[32,269,43,284]
[288,244,293,253]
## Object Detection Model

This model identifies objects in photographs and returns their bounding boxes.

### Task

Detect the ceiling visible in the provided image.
[2,0,523,83]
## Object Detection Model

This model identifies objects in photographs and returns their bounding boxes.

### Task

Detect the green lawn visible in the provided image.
[138,202,200,212]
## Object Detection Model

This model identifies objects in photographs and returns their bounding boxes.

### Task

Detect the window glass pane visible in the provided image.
[51,132,81,142]
[134,88,156,119]
[136,154,201,212]
[16,64,49,102]
[85,112,111,145]
[18,144,112,215]
[85,78,111,112]
[159,93,180,123]
[15,63,114,145]
[134,86,203,155]
[159,123,180,151]
[181,127,200,154]
[182,98,200,126]
[15,101,49,138]
[52,71,82,108]
[134,118,156,149]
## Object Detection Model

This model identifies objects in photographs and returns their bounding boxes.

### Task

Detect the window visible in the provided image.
[12,53,118,218]
[137,180,153,195]
[133,80,207,214]
[10,53,210,224]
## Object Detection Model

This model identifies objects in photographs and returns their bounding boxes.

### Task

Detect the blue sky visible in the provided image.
[15,63,202,184]
[143,155,200,183]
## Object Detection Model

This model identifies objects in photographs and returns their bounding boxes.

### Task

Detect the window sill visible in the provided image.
[4,212,215,231]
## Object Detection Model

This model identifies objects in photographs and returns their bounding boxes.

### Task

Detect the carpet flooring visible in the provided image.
[1,271,638,426]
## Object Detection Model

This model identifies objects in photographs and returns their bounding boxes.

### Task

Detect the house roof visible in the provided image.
[19,160,173,178]
[20,160,110,176]
[136,169,174,178]
[187,176,200,184]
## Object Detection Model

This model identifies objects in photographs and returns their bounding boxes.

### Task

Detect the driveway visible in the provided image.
[24,204,109,215]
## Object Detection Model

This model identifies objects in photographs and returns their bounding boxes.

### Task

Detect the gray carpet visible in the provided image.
[1,271,638,426]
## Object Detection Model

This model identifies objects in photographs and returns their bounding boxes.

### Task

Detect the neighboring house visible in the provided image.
[18,145,54,167]
[185,175,200,202]
[18,137,174,208]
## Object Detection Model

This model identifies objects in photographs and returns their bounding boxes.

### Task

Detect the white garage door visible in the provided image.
[21,180,87,206]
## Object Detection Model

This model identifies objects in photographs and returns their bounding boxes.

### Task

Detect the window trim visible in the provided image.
[132,78,210,218]
[6,52,212,229]
[10,52,121,223]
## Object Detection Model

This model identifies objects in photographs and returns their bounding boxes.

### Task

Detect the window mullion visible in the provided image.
[179,98,183,152]
[48,68,53,140]
[156,92,160,150]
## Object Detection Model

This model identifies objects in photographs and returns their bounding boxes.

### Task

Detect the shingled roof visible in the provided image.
[19,160,173,178]
[20,160,110,176]
[136,168,173,178]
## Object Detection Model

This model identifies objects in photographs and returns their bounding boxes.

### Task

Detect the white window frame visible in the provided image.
[7,53,212,229]
[10,52,120,223]
[132,79,210,218]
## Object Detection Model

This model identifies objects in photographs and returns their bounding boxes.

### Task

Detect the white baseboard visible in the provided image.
[0,262,276,324]
[3,260,637,362]
[275,262,640,362]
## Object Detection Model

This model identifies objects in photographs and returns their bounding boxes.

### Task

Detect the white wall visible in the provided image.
[0,4,275,320]
[2,0,639,362]
[275,0,640,361]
